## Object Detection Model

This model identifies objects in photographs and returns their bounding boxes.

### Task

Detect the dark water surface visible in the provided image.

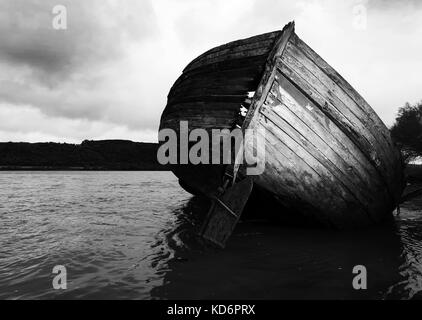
[1,171,422,300]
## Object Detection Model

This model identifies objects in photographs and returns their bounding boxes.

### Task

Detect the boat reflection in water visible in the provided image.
[151,193,422,300]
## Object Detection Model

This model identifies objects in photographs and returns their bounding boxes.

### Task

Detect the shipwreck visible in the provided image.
[159,22,405,247]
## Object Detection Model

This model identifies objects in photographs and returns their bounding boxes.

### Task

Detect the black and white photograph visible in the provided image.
[1,0,422,306]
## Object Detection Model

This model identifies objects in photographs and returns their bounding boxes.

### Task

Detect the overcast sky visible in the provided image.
[0,0,421,143]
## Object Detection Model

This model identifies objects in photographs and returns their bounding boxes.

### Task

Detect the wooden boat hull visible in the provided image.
[159,22,405,227]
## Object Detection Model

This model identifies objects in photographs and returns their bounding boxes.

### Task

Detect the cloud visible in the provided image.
[0,0,156,82]
[0,0,162,139]
[0,0,421,143]
[368,0,422,10]
[0,103,157,143]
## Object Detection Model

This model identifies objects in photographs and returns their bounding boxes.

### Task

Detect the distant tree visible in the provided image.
[391,101,422,161]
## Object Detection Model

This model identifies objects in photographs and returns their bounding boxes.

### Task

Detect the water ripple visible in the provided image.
[2,172,422,300]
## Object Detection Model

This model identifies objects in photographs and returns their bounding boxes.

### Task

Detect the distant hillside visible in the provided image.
[0,140,168,170]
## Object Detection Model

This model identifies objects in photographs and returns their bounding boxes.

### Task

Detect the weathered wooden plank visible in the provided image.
[260,118,371,224]
[168,94,247,105]
[162,109,238,121]
[247,129,320,204]
[173,81,254,93]
[276,61,397,201]
[169,75,258,99]
[194,31,280,55]
[186,47,271,72]
[261,90,388,222]
[290,33,394,149]
[162,111,239,124]
[269,73,381,188]
[264,94,369,192]
[188,38,276,67]
[266,116,374,219]
[290,33,404,202]
[161,116,234,130]
[254,122,371,227]
[171,72,257,90]
[162,102,242,120]
[162,113,239,125]
[184,31,281,72]
[200,177,254,248]
[170,66,260,92]
[264,92,391,216]
[178,56,266,82]
[163,101,243,116]
[282,42,397,172]
[171,60,265,97]
[170,87,249,102]
[277,64,390,191]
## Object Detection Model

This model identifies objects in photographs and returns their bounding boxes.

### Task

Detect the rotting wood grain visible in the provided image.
[255,122,371,227]
[282,42,396,172]
[276,61,397,203]
[262,84,389,222]
[184,31,281,72]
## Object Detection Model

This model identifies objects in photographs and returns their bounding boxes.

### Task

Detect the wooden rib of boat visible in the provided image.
[159,22,405,229]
